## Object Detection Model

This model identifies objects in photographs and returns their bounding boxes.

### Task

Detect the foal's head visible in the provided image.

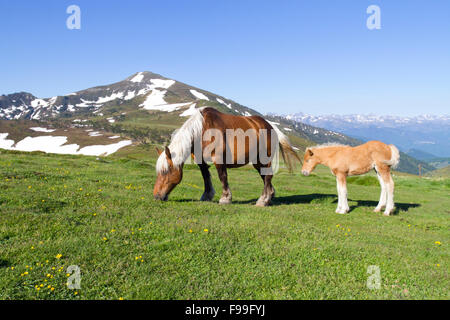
[153,147,183,201]
[301,148,319,176]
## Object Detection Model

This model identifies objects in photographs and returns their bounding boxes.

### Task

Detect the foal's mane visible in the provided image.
[156,108,204,173]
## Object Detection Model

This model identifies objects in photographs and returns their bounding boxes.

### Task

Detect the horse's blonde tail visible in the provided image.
[270,123,301,173]
[383,144,400,169]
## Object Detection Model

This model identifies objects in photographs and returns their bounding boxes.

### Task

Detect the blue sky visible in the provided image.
[1,0,449,116]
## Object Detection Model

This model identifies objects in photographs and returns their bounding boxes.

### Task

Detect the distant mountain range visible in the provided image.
[282,113,450,158]
[0,71,440,175]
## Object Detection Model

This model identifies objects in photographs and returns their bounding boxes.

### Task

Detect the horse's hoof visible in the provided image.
[255,199,269,207]
[219,198,232,205]
[200,192,215,202]
[336,209,348,214]
[373,207,381,213]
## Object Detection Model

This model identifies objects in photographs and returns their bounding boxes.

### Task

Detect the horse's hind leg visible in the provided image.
[215,164,232,204]
[255,166,274,207]
[374,170,387,212]
[198,162,215,201]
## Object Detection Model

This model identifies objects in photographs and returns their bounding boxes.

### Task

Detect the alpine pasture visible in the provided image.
[0,148,448,299]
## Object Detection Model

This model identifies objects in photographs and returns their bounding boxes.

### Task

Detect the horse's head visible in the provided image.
[153,147,183,201]
[302,148,318,176]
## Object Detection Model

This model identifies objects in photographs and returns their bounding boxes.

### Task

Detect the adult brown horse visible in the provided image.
[153,107,300,206]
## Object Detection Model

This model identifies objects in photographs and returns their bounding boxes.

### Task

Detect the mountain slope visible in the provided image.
[0,71,432,174]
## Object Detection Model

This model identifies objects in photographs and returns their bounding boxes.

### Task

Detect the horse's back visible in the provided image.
[201,107,272,131]
[200,107,275,167]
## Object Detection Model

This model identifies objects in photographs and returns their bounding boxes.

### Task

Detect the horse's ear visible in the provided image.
[155,147,162,156]
[164,146,172,160]
[307,149,314,156]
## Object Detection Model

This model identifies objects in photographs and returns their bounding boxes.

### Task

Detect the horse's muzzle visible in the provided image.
[302,170,310,176]
[154,194,168,201]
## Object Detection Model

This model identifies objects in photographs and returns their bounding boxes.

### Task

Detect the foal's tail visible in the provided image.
[270,123,302,173]
[383,144,400,169]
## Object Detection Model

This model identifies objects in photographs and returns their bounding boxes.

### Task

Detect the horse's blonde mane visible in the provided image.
[156,108,204,173]
[308,142,347,151]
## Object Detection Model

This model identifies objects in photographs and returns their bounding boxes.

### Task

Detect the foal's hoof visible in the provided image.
[383,207,395,216]
[373,207,381,213]
[219,197,232,205]
[336,208,349,214]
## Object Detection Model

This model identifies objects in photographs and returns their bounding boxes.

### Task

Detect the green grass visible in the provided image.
[0,149,448,300]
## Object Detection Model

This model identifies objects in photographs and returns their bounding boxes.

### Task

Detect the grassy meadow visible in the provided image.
[0,148,448,299]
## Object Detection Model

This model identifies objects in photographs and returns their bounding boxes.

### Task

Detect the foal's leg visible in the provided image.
[215,164,232,204]
[374,171,387,212]
[382,169,395,216]
[335,173,349,214]
[198,162,215,201]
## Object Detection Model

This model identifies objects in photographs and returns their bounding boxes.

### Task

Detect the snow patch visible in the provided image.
[150,79,175,89]
[30,127,56,133]
[14,136,80,154]
[0,133,15,149]
[0,133,132,156]
[216,98,232,109]
[144,102,192,112]
[77,140,132,156]
[140,89,167,109]
[124,91,136,100]
[31,99,49,108]
[130,72,144,83]
[190,90,209,101]
[96,92,124,104]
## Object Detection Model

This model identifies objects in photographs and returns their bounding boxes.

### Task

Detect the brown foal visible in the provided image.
[301,141,400,215]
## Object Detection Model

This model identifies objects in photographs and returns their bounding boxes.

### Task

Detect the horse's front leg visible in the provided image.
[215,164,232,204]
[198,162,215,201]
[336,173,349,214]
[255,167,274,207]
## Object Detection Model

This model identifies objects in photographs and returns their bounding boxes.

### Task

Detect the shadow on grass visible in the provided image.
[169,193,336,205]
[169,193,421,214]
[349,200,420,215]
[237,194,421,215]
[270,193,337,205]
